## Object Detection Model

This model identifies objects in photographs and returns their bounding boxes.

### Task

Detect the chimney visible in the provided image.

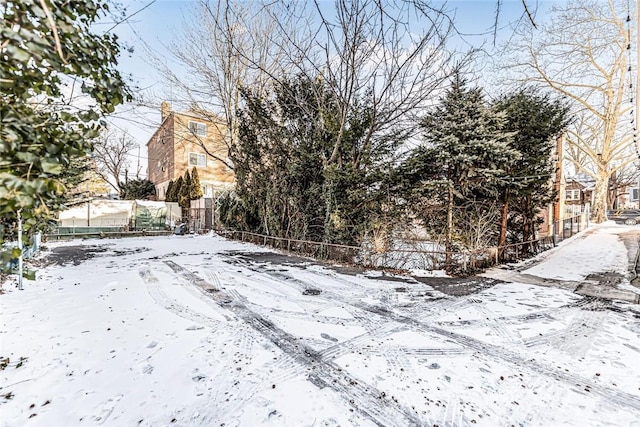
[161,101,171,120]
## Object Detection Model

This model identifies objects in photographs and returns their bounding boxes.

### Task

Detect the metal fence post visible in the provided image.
[17,209,23,290]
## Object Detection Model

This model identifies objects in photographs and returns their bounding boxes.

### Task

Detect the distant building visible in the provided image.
[565,172,639,210]
[565,174,594,207]
[67,160,113,200]
[146,102,235,200]
[538,134,566,238]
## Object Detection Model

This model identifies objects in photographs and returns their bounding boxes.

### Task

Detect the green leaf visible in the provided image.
[40,159,63,175]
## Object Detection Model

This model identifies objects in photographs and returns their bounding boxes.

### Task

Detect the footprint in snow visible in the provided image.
[92,394,123,425]
[321,333,338,342]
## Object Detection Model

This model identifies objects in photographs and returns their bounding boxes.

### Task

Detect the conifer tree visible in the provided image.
[165,180,175,202]
[172,176,184,205]
[493,89,569,247]
[189,167,203,200]
[179,170,192,210]
[222,75,395,245]
[400,75,519,268]
[120,179,156,200]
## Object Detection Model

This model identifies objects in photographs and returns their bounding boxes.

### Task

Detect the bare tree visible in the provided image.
[504,0,633,223]
[607,164,640,209]
[295,0,466,169]
[152,1,467,170]
[146,0,302,169]
[92,128,138,194]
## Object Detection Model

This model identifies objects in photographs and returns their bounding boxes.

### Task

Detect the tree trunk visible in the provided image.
[498,190,509,260]
[445,183,453,272]
[591,173,609,223]
[529,197,537,240]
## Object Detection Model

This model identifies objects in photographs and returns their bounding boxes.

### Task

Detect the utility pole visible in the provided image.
[136,144,141,178]
[553,134,564,235]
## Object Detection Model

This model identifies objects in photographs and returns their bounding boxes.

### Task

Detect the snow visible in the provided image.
[2,225,640,426]
[523,224,630,281]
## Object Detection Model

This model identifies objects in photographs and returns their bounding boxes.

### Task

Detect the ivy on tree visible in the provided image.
[0,0,131,243]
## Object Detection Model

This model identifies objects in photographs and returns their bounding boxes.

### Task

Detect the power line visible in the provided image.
[105,0,157,34]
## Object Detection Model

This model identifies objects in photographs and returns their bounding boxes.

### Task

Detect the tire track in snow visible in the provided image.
[373,347,469,356]
[316,324,402,361]
[202,324,280,421]
[184,258,640,416]
[366,305,640,413]
[472,298,523,346]
[138,265,224,328]
[164,261,429,426]
[524,302,607,354]
[237,262,640,411]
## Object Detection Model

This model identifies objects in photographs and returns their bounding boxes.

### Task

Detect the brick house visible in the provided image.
[565,175,593,207]
[146,102,235,200]
[565,173,639,209]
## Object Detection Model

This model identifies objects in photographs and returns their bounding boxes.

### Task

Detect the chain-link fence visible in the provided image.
[216,227,576,276]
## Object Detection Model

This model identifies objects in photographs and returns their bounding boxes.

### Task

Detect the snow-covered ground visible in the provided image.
[2,224,640,426]
[523,223,632,281]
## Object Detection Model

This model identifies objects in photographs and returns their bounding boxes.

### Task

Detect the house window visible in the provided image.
[189,121,207,136]
[632,188,639,201]
[189,152,207,167]
[566,189,581,201]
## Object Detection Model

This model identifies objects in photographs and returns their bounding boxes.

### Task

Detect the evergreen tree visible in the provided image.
[493,89,569,247]
[172,176,184,205]
[399,76,519,267]
[60,155,93,201]
[189,167,203,200]
[165,180,175,202]
[120,179,156,200]
[179,170,192,210]
[222,75,398,245]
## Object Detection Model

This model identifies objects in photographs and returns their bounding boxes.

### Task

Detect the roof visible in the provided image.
[145,108,225,147]
[566,173,595,190]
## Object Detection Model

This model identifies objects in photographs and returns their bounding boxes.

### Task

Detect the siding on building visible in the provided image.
[146,102,235,200]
